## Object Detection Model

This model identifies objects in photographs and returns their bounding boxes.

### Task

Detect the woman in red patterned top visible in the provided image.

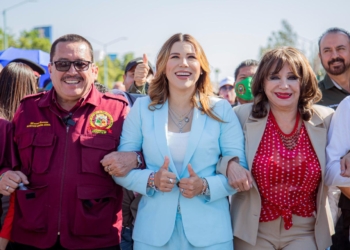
[218,47,335,249]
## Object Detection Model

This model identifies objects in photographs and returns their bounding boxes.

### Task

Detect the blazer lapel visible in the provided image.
[304,113,327,174]
[180,107,207,177]
[304,111,328,219]
[245,114,268,171]
[153,101,180,179]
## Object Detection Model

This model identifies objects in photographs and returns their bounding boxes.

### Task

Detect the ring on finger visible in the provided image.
[168,178,173,184]
[107,166,111,172]
[235,188,240,192]
[181,188,184,194]
[5,186,9,191]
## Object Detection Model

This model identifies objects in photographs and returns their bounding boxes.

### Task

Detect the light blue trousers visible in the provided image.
[134,212,233,250]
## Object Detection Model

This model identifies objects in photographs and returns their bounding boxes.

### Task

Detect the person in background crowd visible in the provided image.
[234,59,258,83]
[317,27,350,250]
[103,33,247,250]
[123,55,154,94]
[318,28,350,109]
[113,81,126,91]
[0,34,140,250]
[0,62,37,121]
[218,47,334,250]
[233,59,258,105]
[94,81,110,93]
[0,62,38,249]
[234,76,254,105]
[10,58,46,90]
[218,76,237,106]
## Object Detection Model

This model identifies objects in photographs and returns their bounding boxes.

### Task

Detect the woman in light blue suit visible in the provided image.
[113,33,248,250]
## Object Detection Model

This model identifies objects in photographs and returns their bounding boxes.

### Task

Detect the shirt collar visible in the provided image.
[323,74,337,90]
[330,78,343,90]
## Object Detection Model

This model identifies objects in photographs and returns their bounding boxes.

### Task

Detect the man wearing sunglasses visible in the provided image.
[1,34,140,250]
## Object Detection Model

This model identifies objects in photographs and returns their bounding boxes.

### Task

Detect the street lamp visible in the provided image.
[88,37,127,86]
[3,0,36,49]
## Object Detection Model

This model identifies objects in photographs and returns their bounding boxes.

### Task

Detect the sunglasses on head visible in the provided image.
[52,60,92,72]
[220,85,234,91]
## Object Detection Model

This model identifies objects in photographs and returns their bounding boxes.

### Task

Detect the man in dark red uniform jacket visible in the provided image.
[0,34,138,250]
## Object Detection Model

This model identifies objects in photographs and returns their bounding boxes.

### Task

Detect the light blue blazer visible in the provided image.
[114,96,247,247]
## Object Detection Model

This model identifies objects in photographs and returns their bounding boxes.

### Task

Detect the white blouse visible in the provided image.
[167,131,190,175]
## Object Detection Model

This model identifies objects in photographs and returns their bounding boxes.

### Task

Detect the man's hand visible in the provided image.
[340,151,350,177]
[154,157,176,192]
[0,170,29,196]
[226,160,252,192]
[179,164,203,198]
[100,152,138,177]
[134,54,150,86]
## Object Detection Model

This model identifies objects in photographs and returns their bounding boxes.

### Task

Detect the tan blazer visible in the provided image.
[217,103,335,250]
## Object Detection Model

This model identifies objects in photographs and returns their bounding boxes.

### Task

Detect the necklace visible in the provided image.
[270,111,300,150]
[168,107,193,133]
[169,106,192,121]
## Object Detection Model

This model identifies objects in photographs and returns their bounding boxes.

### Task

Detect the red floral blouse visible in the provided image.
[251,112,321,230]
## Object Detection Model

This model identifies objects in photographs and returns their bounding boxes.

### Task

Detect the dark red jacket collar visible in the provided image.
[38,84,101,108]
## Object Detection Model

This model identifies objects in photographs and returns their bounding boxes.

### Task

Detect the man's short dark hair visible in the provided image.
[50,34,94,62]
[234,59,259,81]
[318,27,350,50]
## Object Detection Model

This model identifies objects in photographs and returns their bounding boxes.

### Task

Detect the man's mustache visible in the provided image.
[61,76,84,81]
[328,57,345,66]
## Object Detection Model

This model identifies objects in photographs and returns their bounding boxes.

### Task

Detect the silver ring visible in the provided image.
[235,188,240,192]
[107,166,111,172]
[169,178,173,184]
[181,188,184,194]
[5,186,9,191]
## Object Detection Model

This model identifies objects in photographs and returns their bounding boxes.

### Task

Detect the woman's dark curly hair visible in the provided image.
[251,47,321,121]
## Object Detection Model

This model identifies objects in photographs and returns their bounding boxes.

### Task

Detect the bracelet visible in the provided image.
[200,178,209,196]
[147,172,158,191]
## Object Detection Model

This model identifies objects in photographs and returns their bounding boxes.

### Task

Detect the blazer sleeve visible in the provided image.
[326,97,350,186]
[216,104,251,176]
[206,100,247,202]
[113,98,153,196]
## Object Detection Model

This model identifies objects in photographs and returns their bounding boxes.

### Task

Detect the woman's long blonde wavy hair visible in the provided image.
[148,33,222,122]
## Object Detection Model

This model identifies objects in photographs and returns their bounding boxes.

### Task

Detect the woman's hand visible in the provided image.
[226,160,253,192]
[154,157,176,192]
[179,164,203,198]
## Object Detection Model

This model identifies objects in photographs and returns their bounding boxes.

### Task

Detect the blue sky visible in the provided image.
[2,0,350,81]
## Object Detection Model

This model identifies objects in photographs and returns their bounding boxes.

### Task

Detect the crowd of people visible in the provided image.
[0,27,349,250]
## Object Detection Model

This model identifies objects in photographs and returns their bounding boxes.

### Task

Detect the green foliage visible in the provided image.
[259,20,323,77]
[259,20,298,57]
[16,30,51,52]
[0,29,17,50]
[96,52,134,89]
[0,28,51,52]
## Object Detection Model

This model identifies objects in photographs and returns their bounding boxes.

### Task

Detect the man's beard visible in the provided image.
[322,57,350,75]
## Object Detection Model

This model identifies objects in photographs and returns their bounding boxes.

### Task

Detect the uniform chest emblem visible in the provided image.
[89,111,113,134]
